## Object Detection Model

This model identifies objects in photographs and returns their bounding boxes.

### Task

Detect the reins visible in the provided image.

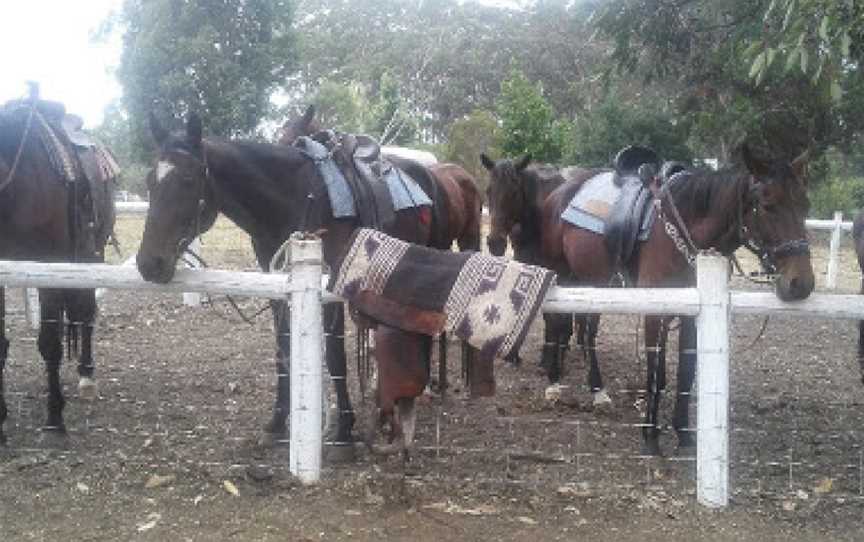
[0,100,37,194]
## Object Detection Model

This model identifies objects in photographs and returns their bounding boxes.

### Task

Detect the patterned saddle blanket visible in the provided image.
[294,132,432,228]
[332,228,556,361]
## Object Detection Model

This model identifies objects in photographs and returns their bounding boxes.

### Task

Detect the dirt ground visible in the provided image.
[1,217,863,541]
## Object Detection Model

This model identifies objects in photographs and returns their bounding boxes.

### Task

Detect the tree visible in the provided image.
[495,69,564,163]
[445,109,500,192]
[90,101,149,196]
[114,0,297,159]
[567,96,693,167]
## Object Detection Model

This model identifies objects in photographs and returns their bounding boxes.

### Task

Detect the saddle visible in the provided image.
[1,97,118,260]
[294,131,433,231]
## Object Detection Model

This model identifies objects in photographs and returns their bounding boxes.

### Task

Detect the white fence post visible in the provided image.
[288,234,323,484]
[696,252,731,508]
[826,211,843,290]
[23,288,39,330]
[182,238,203,307]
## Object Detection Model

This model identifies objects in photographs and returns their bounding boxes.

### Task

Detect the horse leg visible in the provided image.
[0,288,8,445]
[641,316,668,455]
[586,314,610,406]
[542,313,569,384]
[397,397,417,463]
[67,289,98,401]
[859,278,864,385]
[265,299,290,439]
[437,332,447,394]
[38,289,66,434]
[325,303,355,457]
[673,316,697,452]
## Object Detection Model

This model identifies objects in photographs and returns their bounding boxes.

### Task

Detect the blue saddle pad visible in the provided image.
[561,171,654,240]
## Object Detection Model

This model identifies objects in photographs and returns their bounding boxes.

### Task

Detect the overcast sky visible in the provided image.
[0,0,122,128]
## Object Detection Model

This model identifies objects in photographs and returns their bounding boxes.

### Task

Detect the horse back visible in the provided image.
[386,155,449,249]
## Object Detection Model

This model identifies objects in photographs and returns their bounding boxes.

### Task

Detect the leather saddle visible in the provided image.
[604,146,662,280]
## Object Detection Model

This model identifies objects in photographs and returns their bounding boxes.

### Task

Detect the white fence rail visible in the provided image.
[4,249,864,507]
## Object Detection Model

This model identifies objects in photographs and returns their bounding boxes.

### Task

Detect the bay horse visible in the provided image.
[0,98,116,444]
[481,153,610,403]
[853,210,864,384]
[136,113,453,458]
[534,145,813,454]
[279,106,484,391]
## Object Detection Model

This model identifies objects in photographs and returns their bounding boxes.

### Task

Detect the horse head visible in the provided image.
[136,113,219,284]
[482,153,531,256]
[277,104,319,146]
[739,144,814,301]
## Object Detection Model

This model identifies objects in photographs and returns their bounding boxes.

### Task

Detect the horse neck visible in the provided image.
[516,173,553,243]
[677,170,746,254]
[205,140,309,242]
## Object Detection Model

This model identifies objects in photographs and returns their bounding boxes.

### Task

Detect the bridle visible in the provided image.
[652,170,809,274]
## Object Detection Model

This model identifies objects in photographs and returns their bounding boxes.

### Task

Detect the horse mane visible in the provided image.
[665,167,746,219]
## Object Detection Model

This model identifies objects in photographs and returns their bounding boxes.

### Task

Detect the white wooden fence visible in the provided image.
[5,237,864,507]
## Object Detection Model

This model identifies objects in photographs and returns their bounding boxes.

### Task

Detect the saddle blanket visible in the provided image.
[332,229,556,360]
[561,171,654,239]
[295,136,431,218]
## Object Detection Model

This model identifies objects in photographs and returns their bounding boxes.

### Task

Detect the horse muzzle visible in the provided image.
[136,252,177,284]
[774,254,815,301]
[487,234,507,257]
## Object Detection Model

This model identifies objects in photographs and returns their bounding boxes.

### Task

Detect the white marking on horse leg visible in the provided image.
[544,383,563,403]
[593,388,612,406]
[398,398,417,452]
[78,376,97,401]
[156,161,175,183]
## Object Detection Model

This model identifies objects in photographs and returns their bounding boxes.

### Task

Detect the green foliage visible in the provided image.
[566,97,693,167]
[444,109,500,192]
[115,0,297,159]
[368,72,417,145]
[495,70,564,163]
[809,176,864,219]
[310,81,368,134]
[90,102,149,196]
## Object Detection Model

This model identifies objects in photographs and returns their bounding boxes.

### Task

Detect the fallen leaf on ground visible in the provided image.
[223,480,240,496]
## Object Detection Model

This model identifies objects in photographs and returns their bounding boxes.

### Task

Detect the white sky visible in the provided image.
[0,0,122,128]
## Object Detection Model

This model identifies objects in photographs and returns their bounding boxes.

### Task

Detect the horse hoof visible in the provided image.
[78,377,98,401]
[39,426,69,449]
[675,443,696,458]
[544,383,563,403]
[592,389,612,408]
[324,443,357,463]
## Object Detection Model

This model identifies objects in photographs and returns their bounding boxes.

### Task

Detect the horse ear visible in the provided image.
[149,112,168,146]
[515,154,532,171]
[480,153,495,171]
[741,143,770,178]
[186,113,203,147]
[791,149,810,181]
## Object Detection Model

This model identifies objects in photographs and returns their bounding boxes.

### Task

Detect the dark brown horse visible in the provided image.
[0,97,116,444]
[481,153,610,403]
[136,113,451,457]
[488,146,814,454]
[278,106,485,392]
[852,211,864,384]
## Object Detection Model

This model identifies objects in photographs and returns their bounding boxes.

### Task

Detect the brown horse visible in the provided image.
[543,145,813,454]
[0,97,116,444]
[137,113,453,458]
[852,211,864,384]
[278,106,484,392]
[482,153,610,403]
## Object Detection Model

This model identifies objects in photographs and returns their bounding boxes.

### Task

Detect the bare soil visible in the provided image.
[1,218,863,541]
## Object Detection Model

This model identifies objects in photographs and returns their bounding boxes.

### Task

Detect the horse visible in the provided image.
[481,153,611,403]
[852,210,864,384]
[136,113,453,458]
[532,145,813,454]
[0,97,116,444]
[278,105,485,392]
